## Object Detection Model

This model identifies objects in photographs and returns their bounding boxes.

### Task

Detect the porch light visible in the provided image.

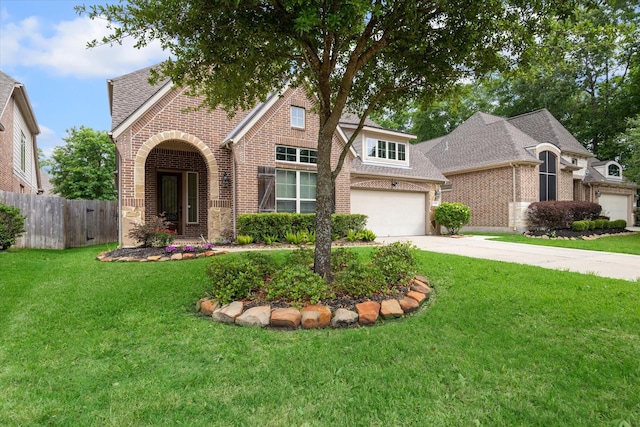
[435,190,441,198]
[391,180,398,188]
[595,190,601,198]
[222,171,231,188]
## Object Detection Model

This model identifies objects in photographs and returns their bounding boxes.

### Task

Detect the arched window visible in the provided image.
[539,151,557,201]
[607,163,620,177]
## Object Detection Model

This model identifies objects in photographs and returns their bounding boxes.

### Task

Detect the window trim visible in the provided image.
[275,145,317,165]
[20,131,26,172]
[275,169,317,213]
[186,171,198,224]
[290,106,305,129]
[607,163,621,178]
[539,150,557,201]
[364,137,408,165]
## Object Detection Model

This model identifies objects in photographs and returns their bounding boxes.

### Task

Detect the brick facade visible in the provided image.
[113,86,352,245]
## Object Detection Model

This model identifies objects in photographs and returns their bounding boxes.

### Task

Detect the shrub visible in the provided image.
[333,261,387,298]
[371,241,417,285]
[611,219,627,229]
[359,229,377,242]
[262,235,279,245]
[285,230,308,245]
[594,219,609,229]
[526,201,601,230]
[128,213,175,247]
[331,248,358,271]
[205,256,263,304]
[266,265,333,305]
[0,203,26,251]
[345,229,361,242]
[286,247,315,267]
[434,202,471,235]
[571,221,588,232]
[245,252,279,278]
[236,235,254,245]
[586,220,596,230]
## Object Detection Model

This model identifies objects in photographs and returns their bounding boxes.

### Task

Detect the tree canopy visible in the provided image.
[49,127,117,200]
[79,0,569,278]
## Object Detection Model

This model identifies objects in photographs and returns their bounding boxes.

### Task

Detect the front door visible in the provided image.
[158,172,182,234]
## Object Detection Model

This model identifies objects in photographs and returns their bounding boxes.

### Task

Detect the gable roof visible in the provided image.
[583,158,638,188]
[0,71,40,134]
[108,65,171,132]
[416,111,542,174]
[507,109,592,157]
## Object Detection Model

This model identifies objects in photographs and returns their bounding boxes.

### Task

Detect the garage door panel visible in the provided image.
[351,190,425,237]
[599,194,628,222]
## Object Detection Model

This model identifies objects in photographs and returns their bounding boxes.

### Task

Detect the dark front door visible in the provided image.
[158,172,182,234]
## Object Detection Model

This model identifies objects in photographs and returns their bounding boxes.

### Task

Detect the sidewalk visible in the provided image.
[377,234,640,282]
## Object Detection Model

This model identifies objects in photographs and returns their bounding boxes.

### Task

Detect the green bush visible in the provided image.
[571,221,588,231]
[0,203,26,250]
[236,235,254,245]
[359,229,377,242]
[285,230,308,245]
[372,241,417,285]
[434,202,471,235]
[333,261,387,298]
[611,219,627,229]
[128,213,175,248]
[587,220,596,230]
[345,229,361,242]
[205,256,264,304]
[286,247,315,267]
[237,213,367,243]
[594,219,609,229]
[266,265,333,305]
[330,248,358,271]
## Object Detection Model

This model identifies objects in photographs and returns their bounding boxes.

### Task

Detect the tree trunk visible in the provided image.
[314,129,335,282]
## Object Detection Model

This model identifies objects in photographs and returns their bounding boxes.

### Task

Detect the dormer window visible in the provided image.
[365,138,407,164]
[607,163,621,177]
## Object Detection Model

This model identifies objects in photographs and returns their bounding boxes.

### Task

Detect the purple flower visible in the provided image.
[165,245,178,253]
[202,243,214,250]
[183,245,195,252]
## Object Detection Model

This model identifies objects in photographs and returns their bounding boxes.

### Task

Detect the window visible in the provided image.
[276,169,316,213]
[290,106,305,129]
[20,131,26,172]
[539,151,557,201]
[276,145,317,164]
[607,163,621,177]
[187,172,198,223]
[365,138,407,162]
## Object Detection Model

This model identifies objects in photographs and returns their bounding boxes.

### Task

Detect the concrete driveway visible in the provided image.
[377,233,640,282]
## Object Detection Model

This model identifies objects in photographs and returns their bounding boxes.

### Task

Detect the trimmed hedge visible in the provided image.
[527,201,601,229]
[571,218,627,232]
[237,213,367,243]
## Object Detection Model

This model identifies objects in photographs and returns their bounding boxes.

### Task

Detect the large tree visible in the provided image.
[79,0,565,279]
[49,127,117,200]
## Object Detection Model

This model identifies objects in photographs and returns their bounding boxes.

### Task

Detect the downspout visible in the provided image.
[109,132,122,246]
[230,143,237,240]
[511,163,517,232]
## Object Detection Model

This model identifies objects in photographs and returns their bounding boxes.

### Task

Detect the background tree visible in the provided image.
[617,115,640,186]
[49,127,116,200]
[80,0,566,279]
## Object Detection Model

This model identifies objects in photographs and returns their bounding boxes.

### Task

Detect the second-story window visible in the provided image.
[290,106,305,129]
[276,146,317,164]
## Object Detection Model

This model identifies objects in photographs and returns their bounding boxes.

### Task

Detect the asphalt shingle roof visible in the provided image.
[109,65,170,130]
[0,71,19,115]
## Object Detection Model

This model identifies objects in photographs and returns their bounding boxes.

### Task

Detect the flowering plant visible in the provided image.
[202,243,214,250]
[183,245,195,252]
[165,245,178,253]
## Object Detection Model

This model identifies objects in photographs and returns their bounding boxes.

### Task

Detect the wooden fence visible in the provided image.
[0,191,118,249]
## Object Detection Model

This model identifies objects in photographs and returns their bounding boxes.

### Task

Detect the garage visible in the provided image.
[351,189,426,237]
[599,194,629,222]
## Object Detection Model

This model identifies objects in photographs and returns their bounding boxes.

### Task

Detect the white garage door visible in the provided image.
[351,190,426,237]
[599,194,628,222]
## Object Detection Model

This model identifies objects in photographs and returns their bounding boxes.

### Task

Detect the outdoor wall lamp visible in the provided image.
[391,180,398,188]
[595,190,601,198]
[435,190,441,198]
[222,171,231,188]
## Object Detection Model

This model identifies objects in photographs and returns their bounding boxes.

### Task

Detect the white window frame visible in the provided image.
[275,145,317,164]
[186,172,199,224]
[275,169,317,213]
[20,131,26,172]
[364,138,408,165]
[290,106,305,129]
[606,162,621,179]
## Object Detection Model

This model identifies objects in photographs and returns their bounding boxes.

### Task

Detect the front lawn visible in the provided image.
[1,245,639,426]
[487,231,640,255]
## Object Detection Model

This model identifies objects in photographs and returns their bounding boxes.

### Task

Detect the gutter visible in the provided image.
[511,163,517,232]
[109,131,123,246]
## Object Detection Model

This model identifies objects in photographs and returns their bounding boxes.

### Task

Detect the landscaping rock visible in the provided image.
[380,299,404,319]
[407,290,427,305]
[236,306,271,327]
[147,255,162,261]
[331,308,358,327]
[300,305,331,329]
[170,253,183,260]
[398,296,420,313]
[198,299,219,316]
[356,301,380,325]
[212,301,244,323]
[414,275,430,286]
[410,281,431,295]
[182,253,196,260]
[270,307,301,328]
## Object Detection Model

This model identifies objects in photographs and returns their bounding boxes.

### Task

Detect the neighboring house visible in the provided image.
[108,66,444,245]
[417,109,637,232]
[0,71,42,195]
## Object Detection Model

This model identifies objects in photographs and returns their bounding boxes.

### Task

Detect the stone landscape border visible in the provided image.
[96,249,229,262]
[195,275,433,329]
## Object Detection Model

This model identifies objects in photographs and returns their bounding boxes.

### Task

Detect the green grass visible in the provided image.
[484,231,640,255]
[1,245,639,426]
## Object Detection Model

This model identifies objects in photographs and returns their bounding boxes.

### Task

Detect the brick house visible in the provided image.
[0,71,42,195]
[109,66,445,245]
[416,109,638,232]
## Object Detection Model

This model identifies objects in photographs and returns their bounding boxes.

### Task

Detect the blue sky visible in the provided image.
[0,0,168,157]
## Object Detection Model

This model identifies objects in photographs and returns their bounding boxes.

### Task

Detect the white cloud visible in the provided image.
[1,14,167,78]
[36,125,62,158]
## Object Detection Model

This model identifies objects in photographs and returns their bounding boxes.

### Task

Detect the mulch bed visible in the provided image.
[524,228,631,238]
